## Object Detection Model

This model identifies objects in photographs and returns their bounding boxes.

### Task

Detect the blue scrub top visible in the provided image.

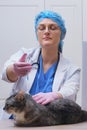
[30,55,58,95]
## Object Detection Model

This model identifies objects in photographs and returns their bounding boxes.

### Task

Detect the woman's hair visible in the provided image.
[35,10,66,53]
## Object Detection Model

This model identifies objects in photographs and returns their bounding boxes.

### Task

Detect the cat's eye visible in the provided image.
[6,103,9,107]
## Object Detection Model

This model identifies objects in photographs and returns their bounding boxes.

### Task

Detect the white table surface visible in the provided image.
[0,120,87,130]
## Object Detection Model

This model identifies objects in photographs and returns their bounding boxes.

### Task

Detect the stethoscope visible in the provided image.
[31,62,39,69]
[26,49,60,79]
[31,50,60,70]
[25,50,41,80]
[26,49,41,69]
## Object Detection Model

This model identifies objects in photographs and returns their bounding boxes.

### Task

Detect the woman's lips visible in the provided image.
[43,37,51,40]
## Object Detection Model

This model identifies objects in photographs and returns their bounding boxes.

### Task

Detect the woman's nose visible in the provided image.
[44,27,50,33]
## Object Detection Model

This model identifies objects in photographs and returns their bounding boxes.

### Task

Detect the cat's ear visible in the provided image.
[15,91,25,101]
[19,90,25,95]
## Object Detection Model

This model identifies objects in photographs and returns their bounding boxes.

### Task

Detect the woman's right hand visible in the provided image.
[13,53,32,77]
[6,53,32,82]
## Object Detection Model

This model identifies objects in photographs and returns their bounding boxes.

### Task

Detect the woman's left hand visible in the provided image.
[32,92,59,105]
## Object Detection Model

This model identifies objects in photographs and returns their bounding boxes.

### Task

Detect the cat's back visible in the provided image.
[47,98,81,113]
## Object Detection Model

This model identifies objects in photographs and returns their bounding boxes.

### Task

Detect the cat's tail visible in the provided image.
[80,110,87,122]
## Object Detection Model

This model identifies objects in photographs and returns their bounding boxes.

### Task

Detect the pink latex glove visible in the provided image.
[32,92,58,105]
[13,53,32,77]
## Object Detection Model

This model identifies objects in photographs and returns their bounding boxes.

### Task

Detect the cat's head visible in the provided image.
[3,91,26,114]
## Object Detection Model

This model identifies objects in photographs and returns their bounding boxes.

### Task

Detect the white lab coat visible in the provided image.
[2,46,80,100]
[1,46,80,119]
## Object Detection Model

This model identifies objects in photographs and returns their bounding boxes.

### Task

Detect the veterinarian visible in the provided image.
[1,10,80,107]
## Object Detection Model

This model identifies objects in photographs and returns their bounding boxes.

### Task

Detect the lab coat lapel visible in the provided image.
[52,54,67,92]
[27,48,41,91]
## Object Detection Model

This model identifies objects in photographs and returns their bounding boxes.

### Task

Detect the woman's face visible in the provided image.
[36,18,61,49]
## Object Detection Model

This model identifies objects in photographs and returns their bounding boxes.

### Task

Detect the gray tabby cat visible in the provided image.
[3,91,87,126]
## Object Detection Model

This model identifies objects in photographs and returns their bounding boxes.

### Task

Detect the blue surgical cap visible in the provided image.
[35,10,66,53]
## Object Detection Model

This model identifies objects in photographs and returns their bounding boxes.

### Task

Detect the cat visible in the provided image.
[3,91,87,127]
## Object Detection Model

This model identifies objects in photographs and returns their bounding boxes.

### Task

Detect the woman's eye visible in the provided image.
[37,25,60,31]
[50,25,58,30]
[38,26,45,31]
